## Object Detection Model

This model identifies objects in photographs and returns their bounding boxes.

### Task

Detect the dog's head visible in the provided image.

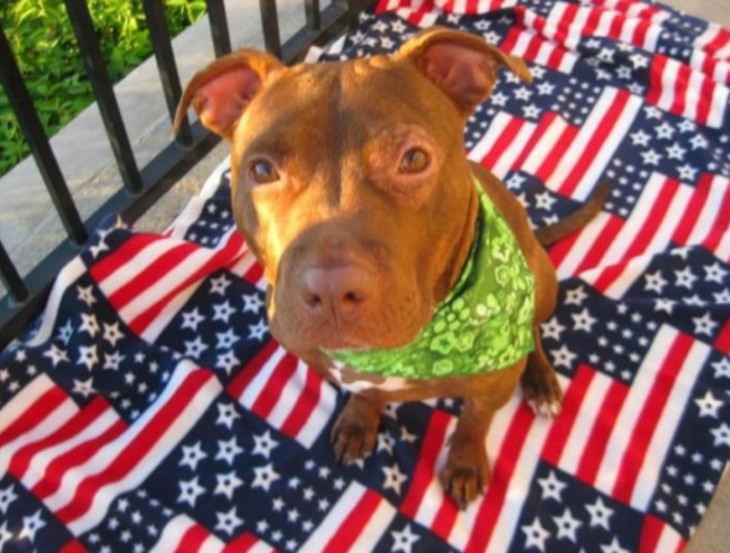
[176,28,530,355]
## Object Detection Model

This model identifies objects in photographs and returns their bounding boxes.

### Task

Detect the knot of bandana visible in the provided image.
[324,178,535,379]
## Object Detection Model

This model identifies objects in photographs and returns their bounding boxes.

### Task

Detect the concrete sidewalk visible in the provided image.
[0,1,727,551]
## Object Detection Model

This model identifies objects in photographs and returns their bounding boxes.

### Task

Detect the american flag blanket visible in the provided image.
[2,0,730,551]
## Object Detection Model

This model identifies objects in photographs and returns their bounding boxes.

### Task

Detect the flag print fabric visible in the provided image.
[2,0,730,551]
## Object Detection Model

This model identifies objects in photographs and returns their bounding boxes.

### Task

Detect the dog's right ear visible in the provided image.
[174,49,283,141]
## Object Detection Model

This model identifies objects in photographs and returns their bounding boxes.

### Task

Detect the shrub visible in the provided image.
[0,0,207,177]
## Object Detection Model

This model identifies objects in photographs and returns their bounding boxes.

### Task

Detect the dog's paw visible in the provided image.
[441,444,490,509]
[521,363,563,419]
[330,396,380,464]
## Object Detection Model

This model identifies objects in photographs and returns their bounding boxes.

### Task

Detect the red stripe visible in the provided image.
[612,333,693,503]
[703,179,730,253]
[608,11,625,42]
[128,232,244,334]
[400,410,452,518]
[639,515,666,553]
[0,385,67,446]
[251,353,299,419]
[322,488,382,553]
[9,397,110,480]
[558,89,632,197]
[591,258,631,293]
[669,64,691,117]
[575,378,629,484]
[546,42,568,70]
[89,234,161,283]
[33,419,127,500]
[480,116,524,170]
[512,112,557,170]
[223,532,265,553]
[431,494,459,541]
[715,320,730,355]
[581,8,601,37]
[672,174,710,245]
[695,74,716,126]
[55,369,213,524]
[279,366,323,438]
[465,404,535,553]
[534,118,579,183]
[541,364,595,467]
[704,27,730,57]
[646,55,668,106]
[243,262,265,287]
[59,540,88,553]
[523,34,542,60]
[501,28,520,54]
[547,229,579,268]
[174,523,210,553]
[633,20,650,50]
[573,216,624,275]
[553,3,580,46]
[227,340,280,399]
[466,0,480,15]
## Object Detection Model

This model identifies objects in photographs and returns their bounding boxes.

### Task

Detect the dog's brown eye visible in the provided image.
[399,148,430,174]
[249,160,279,184]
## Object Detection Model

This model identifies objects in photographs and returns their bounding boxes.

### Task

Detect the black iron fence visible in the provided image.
[0,0,376,349]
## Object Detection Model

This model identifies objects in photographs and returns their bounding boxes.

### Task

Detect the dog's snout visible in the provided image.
[298,264,375,321]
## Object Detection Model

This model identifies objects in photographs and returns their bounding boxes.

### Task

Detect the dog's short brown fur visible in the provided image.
[176,28,607,508]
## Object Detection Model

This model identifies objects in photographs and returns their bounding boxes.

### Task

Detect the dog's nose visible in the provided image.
[298,264,375,321]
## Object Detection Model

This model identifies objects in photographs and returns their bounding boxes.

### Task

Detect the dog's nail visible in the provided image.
[527,400,539,414]
[550,401,562,417]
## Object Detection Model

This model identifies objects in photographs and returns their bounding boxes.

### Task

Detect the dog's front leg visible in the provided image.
[331,393,383,463]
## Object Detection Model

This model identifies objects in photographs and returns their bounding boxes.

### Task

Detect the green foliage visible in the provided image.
[0,0,207,177]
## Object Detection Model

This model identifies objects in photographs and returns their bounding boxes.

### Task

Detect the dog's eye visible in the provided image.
[249,160,279,184]
[399,148,430,174]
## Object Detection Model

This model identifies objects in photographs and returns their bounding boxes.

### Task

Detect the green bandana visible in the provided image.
[324,178,535,379]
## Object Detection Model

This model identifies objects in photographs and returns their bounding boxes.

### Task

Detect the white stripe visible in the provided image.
[557,371,613,475]
[141,280,202,342]
[27,257,86,347]
[646,181,692,254]
[230,250,259,278]
[643,21,662,51]
[98,239,182,296]
[631,339,709,509]
[293,374,338,449]
[593,326,676,497]
[655,523,684,552]
[118,228,238,321]
[688,176,727,244]
[298,482,369,550]
[0,398,78,476]
[595,10,616,38]
[467,112,513,163]
[707,82,730,128]
[683,70,705,122]
[619,17,639,47]
[351,496,397,551]
[509,30,534,57]
[694,24,720,50]
[267,360,309,427]
[591,252,653,299]
[556,212,614,279]
[236,346,288,408]
[543,2,568,42]
[150,515,209,553]
[565,7,590,51]
[491,121,535,179]
[521,116,570,175]
[0,374,56,436]
[22,405,120,490]
[571,92,642,200]
[454,0,468,12]
[717,227,730,261]
[656,58,679,112]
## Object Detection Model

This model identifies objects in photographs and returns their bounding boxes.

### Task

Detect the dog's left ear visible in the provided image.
[395,27,531,116]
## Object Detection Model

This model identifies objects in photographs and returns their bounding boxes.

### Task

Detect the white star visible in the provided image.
[565,286,588,305]
[179,442,207,471]
[77,344,98,370]
[391,524,420,553]
[654,123,675,140]
[491,91,509,107]
[216,436,244,465]
[586,497,614,530]
[210,274,232,296]
[243,293,264,313]
[216,403,240,430]
[77,285,97,307]
[710,423,730,447]
[216,329,240,350]
[601,536,630,553]
[712,357,730,379]
[0,485,18,514]
[640,149,662,166]
[644,106,662,120]
[0,521,12,550]
[693,312,717,336]
[382,464,407,495]
[666,143,686,160]
[689,134,708,150]
[630,53,649,68]
[377,432,395,455]
[400,426,417,443]
[215,506,243,536]
[216,351,240,375]
[72,378,96,398]
[550,345,577,369]
[704,262,728,283]
[537,471,566,502]
[184,336,208,358]
[674,267,697,289]
[571,308,597,332]
[522,104,542,119]
[715,289,730,303]
[215,471,244,500]
[79,313,100,337]
[677,163,698,181]
[103,322,124,346]
[644,270,668,293]
[181,308,205,331]
[252,463,280,492]
[248,319,269,341]
[57,319,74,344]
[253,431,278,458]
[553,507,582,542]
[537,82,555,95]
[654,298,675,314]
[178,476,206,507]
[18,509,45,542]
[212,301,236,323]
[521,517,551,551]
[630,130,651,146]
[535,192,556,211]
[541,318,566,341]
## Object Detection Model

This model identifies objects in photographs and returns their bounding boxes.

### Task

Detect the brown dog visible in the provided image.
[175,27,607,508]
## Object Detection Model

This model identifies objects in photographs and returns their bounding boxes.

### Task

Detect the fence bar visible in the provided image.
[207,0,232,58]
[0,242,28,304]
[63,0,143,194]
[259,0,283,58]
[305,0,322,30]
[0,28,88,245]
